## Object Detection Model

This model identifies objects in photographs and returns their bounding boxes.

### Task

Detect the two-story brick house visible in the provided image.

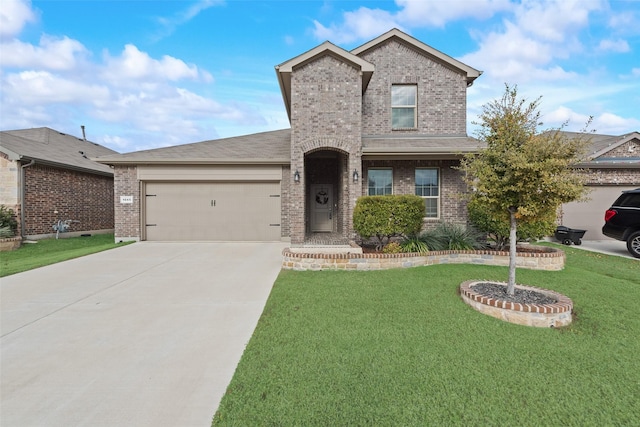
[97,29,483,244]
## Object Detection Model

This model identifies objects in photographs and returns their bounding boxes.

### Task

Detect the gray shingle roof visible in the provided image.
[0,127,117,175]
[95,129,292,165]
[362,134,484,157]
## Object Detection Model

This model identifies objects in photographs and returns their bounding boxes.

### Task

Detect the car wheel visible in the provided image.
[627,231,640,258]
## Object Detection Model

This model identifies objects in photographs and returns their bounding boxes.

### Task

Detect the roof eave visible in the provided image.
[19,156,114,176]
[94,158,291,166]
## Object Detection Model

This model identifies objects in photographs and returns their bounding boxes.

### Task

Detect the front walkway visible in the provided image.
[304,231,352,246]
[1,242,287,426]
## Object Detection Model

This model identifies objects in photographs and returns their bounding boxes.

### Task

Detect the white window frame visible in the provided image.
[415,168,439,218]
[368,168,393,196]
[391,84,417,130]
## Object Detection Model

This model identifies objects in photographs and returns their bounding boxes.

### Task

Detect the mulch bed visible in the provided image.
[471,282,557,305]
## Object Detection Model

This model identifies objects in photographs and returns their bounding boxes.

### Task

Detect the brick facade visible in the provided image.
[362,159,469,226]
[23,164,114,236]
[359,39,468,136]
[580,168,640,185]
[113,165,140,242]
[289,55,363,243]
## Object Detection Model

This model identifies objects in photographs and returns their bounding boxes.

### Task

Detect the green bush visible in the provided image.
[419,222,484,251]
[353,195,425,250]
[0,206,18,237]
[400,236,429,254]
[382,241,403,254]
[467,197,556,250]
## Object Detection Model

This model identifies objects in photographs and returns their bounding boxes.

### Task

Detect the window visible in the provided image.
[415,168,439,218]
[392,85,417,129]
[368,169,393,196]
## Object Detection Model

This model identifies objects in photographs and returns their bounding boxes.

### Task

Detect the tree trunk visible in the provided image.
[508,207,517,295]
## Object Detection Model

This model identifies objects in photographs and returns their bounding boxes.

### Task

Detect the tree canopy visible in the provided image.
[459,84,590,293]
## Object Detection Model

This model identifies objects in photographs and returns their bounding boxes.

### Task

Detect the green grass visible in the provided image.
[213,245,640,426]
[0,234,132,277]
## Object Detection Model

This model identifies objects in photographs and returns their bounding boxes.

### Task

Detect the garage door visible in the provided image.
[562,186,637,240]
[144,182,281,241]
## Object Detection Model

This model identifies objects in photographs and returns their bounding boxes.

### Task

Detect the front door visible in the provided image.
[310,184,333,232]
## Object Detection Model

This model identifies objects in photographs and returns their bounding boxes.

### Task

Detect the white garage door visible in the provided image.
[144,182,281,241]
[562,186,637,240]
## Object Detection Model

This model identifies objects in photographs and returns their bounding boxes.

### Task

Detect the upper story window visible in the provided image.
[415,168,439,218]
[368,169,393,196]
[391,85,417,129]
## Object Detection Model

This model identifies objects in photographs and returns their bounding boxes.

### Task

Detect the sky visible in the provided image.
[1,0,639,153]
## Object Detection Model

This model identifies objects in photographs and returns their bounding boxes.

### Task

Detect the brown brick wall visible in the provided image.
[580,168,640,186]
[280,165,291,239]
[362,159,469,226]
[359,39,468,136]
[23,165,114,236]
[603,139,639,158]
[113,166,140,241]
[289,54,363,243]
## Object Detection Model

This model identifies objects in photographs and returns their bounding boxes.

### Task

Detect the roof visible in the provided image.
[275,41,375,121]
[0,127,118,176]
[362,134,484,159]
[351,28,482,86]
[557,131,640,169]
[95,129,291,165]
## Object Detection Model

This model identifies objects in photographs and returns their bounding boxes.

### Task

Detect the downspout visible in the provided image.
[20,159,35,238]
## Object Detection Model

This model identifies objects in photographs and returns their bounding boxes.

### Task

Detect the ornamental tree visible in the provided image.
[459,85,590,295]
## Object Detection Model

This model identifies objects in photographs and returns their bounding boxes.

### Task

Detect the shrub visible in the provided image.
[468,197,556,250]
[0,206,18,237]
[353,195,425,250]
[382,241,403,254]
[419,222,484,251]
[400,236,429,254]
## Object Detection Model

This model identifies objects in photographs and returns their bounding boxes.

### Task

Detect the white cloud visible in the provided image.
[102,44,212,84]
[396,0,512,27]
[459,0,605,84]
[514,0,603,42]
[152,0,224,41]
[597,38,630,53]
[311,0,512,43]
[313,7,401,44]
[0,0,36,39]
[0,35,88,70]
[3,70,109,104]
[592,113,640,134]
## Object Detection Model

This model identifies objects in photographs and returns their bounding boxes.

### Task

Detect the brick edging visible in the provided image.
[282,245,565,271]
[459,280,573,314]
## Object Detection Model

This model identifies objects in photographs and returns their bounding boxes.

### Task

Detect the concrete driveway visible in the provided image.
[1,242,287,426]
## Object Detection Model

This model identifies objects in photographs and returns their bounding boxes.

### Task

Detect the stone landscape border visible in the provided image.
[459,280,573,327]
[282,245,565,271]
[0,237,22,252]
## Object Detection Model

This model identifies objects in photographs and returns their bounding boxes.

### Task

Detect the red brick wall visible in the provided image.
[23,165,114,236]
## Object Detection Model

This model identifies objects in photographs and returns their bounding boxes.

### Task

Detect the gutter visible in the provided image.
[20,159,35,239]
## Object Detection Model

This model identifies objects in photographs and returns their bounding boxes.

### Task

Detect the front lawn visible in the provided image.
[213,245,640,426]
[0,234,131,277]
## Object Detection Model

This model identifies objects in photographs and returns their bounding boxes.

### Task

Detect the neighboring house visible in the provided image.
[0,127,117,239]
[96,28,483,244]
[561,131,640,239]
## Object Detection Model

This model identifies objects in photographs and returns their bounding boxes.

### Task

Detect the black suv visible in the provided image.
[602,188,640,258]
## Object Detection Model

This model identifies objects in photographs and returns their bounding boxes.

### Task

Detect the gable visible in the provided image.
[351,28,481,86]
[276,42,374,122]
